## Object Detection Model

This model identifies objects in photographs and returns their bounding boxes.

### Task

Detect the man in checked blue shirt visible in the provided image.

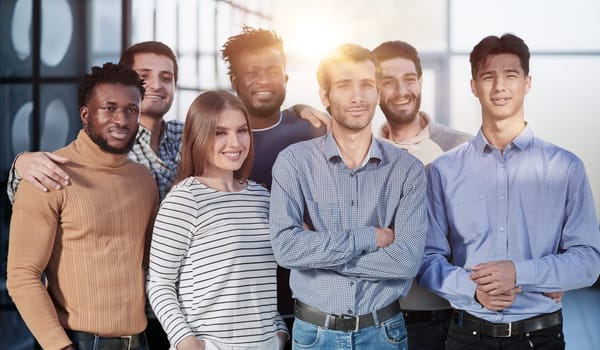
[270,43,427,349]
[419,33,600,350]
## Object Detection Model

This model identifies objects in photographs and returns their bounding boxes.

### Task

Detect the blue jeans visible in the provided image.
[292,313,408,350]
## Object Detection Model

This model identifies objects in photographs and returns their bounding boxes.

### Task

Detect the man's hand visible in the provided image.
[544,291,564,303]
[475,286,521,311]
[15,152,70,192]
[470,260,516,295]
[375,227,394,248]
[176,335,205,350]
[292,104,331,131]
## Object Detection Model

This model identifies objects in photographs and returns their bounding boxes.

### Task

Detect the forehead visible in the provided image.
[236,47,285,69]
[329,60,377,82]
[132,52,175,73]
[91,83,141,103]
[217,108,247,127]
[380,57,417,76]
[480,53,524,74]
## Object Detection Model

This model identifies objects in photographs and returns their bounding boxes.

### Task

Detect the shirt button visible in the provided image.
[350,173,355,177]
[499,227,505,232]
[347,309,353,314]
[350,281,354,286]
[500,195,505,200]
[350,200,355,206]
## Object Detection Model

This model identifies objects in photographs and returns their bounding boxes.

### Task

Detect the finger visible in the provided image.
[23,175,50,193]
[44,152,70,164]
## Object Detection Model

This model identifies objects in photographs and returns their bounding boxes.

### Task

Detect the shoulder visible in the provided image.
[280,109,327,137]
[428,121,472,151]
[531,136,583,167]
[429,139,472,171]
[377,138,422,168]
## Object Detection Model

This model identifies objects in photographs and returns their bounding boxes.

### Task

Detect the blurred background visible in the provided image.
[1,0,599,349]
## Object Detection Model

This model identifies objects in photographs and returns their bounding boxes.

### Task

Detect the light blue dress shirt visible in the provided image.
[420,125,600,323]
[270,132,427,316]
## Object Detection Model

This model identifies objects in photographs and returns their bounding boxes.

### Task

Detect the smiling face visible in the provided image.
[132,52,175,120]
[203,108,251,179]
[379,57,422,126]
[320,59,379,132]
[471,53,531,124]
[81,83,141,154]
[230,47,288,122]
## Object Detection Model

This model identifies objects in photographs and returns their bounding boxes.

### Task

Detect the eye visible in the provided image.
[127,106,139,113]
[247,71,258,78]
[238,127,249,134]
[216,130,226,136]
[161,75,173,83]
[381,79,394,86]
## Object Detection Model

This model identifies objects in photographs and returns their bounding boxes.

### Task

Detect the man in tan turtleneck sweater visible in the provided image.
[7,62,158,350]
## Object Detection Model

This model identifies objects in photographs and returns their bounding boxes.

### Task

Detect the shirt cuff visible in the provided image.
[513,259,535,287]
[351,226,377,256]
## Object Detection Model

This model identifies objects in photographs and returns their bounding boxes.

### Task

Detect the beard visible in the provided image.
[85,122,138,154]
[380,93,421,126]
[243,91,286,119]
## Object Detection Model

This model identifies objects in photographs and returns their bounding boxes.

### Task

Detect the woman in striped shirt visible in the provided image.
[147,90,288,350]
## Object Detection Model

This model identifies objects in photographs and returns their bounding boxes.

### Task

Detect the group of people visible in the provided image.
[5,25,600,350]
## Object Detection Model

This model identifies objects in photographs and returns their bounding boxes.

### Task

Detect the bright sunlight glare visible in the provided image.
[283,16,345,63]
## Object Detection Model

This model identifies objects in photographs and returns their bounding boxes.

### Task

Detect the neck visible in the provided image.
[197,173,243,192]
[140,114,164,152]
[250,110,280,130]
[332,125,373,170]
[387,112,427,142]
[481,115,526,152]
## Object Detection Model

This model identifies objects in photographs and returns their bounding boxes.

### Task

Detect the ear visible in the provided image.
[470,79,478,98]
[319,88,330,109]
[524,75,532,95]
[230,74,239,94]
[284,73,289,85]
[80,106,89,128]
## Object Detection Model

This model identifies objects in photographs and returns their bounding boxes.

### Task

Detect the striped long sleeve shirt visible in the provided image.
[147,177,287,348]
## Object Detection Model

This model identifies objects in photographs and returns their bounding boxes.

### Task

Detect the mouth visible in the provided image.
[222,151,243,161]
[144,94,164,101]
[253,91,275,97]
[491,97,510,106]
[107,128,131,140]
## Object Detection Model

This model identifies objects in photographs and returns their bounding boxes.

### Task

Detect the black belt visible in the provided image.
[66,330,146,350]
[294,299,401,332]
[452,310,563,338]
[403,309,453,324]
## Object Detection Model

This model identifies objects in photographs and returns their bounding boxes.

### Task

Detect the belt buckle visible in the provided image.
[499,322,512,337]
[341,314,360,332]
[120,335,132,350]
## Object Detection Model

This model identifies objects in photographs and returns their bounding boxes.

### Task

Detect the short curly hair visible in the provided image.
[77,62,145,108]
[221,25,285,77]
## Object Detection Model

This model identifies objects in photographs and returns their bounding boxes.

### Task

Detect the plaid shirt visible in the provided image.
[130,120,183,201]
[7,120,183,203]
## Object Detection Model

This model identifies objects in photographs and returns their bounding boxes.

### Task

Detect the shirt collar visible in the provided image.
[473,123,534,153]
[322,131,382,167]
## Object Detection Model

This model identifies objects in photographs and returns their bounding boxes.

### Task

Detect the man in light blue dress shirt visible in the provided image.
[270,43,427,349]
[419,33,600,350]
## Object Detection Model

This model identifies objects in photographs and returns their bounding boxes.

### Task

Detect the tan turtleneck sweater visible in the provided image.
[7,130,158,350]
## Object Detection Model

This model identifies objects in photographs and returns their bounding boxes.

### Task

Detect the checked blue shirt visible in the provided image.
[269,132,427,316]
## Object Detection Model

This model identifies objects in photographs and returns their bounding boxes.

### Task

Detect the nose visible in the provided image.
[255,70,273,84]
[110,109,137,125]
[144,72,160,90]
[351,85,366,104]
[493,76,506,92]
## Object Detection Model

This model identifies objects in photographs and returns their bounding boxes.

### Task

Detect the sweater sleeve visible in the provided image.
[146,185,197,347]
[6,181,72,350]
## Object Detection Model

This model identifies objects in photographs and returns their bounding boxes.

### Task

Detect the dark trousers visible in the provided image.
[406,317,450,350]
[446,318,565,350]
